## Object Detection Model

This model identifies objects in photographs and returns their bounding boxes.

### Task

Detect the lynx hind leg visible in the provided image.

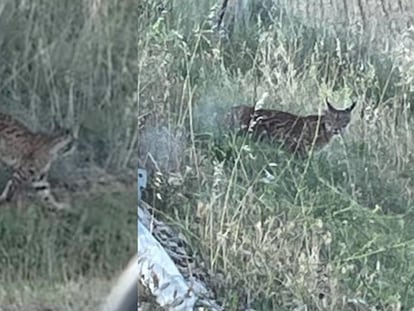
[31,178,70,210]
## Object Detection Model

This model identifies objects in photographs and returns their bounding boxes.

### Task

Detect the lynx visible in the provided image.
[225,99,356,156]
[0,112,75,210]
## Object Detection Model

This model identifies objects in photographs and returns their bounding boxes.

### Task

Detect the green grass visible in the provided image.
[0,193,136,280]
[0,191,136,309]
[139,0,414,310]
[0,278,113,311]
[0,1,137,309]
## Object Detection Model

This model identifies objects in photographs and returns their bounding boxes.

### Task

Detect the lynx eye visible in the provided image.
[28,168,38,182]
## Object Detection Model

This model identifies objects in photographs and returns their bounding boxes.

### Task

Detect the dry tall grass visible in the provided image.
[139,0,414,310]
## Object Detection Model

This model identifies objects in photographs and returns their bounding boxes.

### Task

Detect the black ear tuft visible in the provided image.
[325,99,335,111]
[346,101,357,112]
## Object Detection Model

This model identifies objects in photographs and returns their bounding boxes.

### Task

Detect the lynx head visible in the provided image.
[224,105,254,131]
[323,99,356,135]
[24,129,75,178]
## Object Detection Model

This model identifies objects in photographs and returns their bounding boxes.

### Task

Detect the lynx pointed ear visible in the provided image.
[346,101,357,112]
[325,99,335,111]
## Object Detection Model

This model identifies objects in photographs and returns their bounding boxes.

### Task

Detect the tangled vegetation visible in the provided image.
[139,0,414,310]
[0,1,137,309]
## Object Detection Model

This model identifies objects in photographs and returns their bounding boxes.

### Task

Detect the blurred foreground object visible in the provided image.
[101,168,222,311]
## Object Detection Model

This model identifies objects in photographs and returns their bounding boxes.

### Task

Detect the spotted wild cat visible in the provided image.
[225,99,356,156]
[0,112,75,210]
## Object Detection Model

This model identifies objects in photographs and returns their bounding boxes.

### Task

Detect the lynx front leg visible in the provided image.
[293,145,309,159]
[285,140,308,158]
[0,174,23,203]
[31,178,70,210]
[0,180,15,202]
